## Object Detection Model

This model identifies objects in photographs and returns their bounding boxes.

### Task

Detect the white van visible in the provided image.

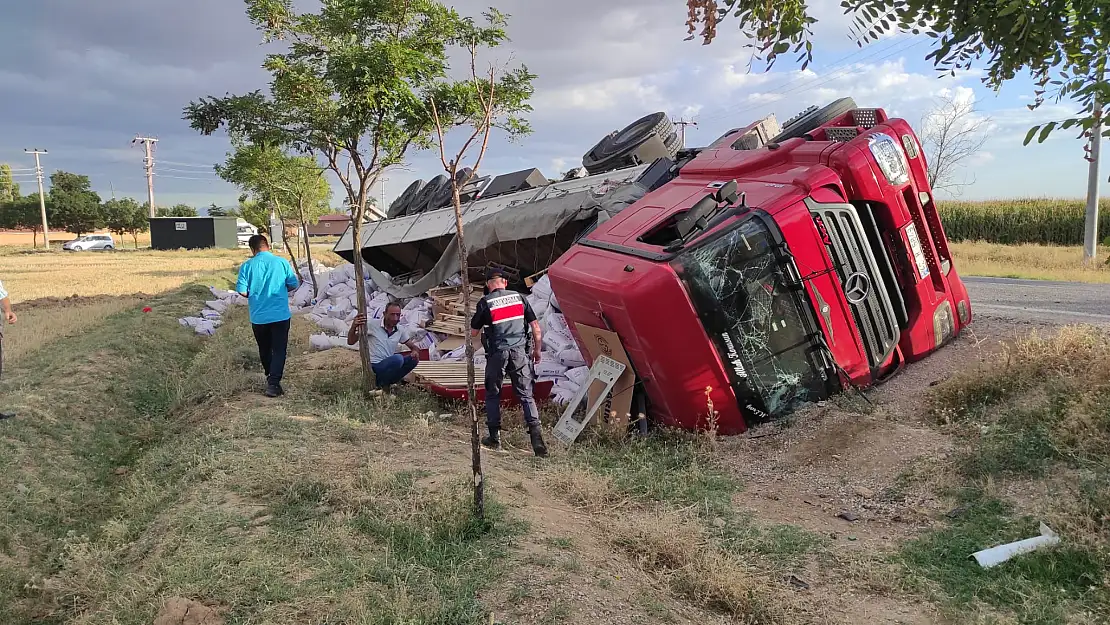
[236,219,258,247]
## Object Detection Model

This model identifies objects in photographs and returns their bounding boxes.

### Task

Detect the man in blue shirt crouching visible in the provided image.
[237,234,299,397]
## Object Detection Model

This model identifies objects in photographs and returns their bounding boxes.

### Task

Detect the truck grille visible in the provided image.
[807,201,901,369]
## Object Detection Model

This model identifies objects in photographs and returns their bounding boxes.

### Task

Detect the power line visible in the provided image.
[157,159,215,168]
[22,149,51,250]
[156,166,217,175]
[132,136,159,217]
[673,118,698,147]
[154,174,222,181]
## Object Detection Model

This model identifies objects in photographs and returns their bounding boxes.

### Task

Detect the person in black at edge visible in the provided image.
[469,268,548,456]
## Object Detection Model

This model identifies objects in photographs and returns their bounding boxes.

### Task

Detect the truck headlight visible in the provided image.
[933,300,955,348]
[868,133,910,186]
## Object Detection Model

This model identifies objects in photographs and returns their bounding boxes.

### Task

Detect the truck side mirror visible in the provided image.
[714,180,739,205]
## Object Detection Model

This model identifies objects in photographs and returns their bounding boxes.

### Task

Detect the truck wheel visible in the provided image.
[389,179,423,218]
[770,97,857,143]
[582,112,676,175]
[407,174,448,215]
[428,167,475,210]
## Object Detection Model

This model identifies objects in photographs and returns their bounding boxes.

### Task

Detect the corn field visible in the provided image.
[937,198,1110,246]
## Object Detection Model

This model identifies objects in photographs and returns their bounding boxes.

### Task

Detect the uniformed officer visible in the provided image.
[469,268,547,456]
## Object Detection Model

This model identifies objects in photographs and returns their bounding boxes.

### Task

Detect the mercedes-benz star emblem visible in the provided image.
[844,272,871,305]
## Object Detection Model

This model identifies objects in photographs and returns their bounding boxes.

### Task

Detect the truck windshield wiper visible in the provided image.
[664,181,744,253]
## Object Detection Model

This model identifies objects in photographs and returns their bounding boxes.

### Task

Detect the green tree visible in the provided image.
[1,194,52,248]
[207,203,228,217]
[156,203,198,217]
[103,198,149,248]
[681,1,1110,142]
[184,0,534,397]
[235,194,269,232]
[49,171,102,237]
[0,164,21,203]
[426,9,535,515]
[217,140,333,296]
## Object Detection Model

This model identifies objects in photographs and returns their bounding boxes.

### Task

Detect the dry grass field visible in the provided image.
[0,249,244,304]
[949,241,1110,283]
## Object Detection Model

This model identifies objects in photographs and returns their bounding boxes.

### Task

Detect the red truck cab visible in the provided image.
[548,99,972,434]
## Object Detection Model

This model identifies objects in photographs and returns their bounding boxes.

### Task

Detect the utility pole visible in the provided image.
[1084,103,1103,263]
[380,177,388,210]
[23,149,50,250]
[132,136,158,217]
[673,118,698,148]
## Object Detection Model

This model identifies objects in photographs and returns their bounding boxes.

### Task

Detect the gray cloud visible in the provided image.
[1,1,1077,207]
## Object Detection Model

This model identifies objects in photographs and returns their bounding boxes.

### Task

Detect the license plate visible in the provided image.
[904,222,930,280]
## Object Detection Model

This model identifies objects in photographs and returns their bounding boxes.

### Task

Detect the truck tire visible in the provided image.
[582,112,677,175]
[407,174,448,215]
[770,97,857,143]
[388,179,424,218]
[428,167,475,210]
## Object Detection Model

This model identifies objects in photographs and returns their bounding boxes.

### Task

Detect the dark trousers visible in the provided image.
[252,319,290,387]
[484,345,540,431]
[372,354,419,386]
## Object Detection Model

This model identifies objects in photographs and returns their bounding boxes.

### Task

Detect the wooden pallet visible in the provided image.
[413,361,477,388]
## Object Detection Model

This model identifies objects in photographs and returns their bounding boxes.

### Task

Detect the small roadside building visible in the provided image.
[303,213,350,237]
[149,216,239,250]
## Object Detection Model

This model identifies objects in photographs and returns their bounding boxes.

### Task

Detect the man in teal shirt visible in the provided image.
[236,234,299,397]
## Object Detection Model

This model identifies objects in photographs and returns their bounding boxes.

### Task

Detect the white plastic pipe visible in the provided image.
[971,523,1060,568]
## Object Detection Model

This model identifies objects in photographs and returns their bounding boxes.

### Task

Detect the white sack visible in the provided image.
[536,357,569,378]
[194,321,217,336]
[554,378,581,395]
[546,312,570,337]
[201,309,222,321]
[558,346,586,368]
[292,283,315,307]
[527,294,550,318]
[204,299,229,313]
[542,331,574,354]
[328,296,353,318]
[309,334,333,351]
[531,274,552,300]
[565,366,590,387]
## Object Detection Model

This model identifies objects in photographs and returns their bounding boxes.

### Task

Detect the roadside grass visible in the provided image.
[1,296,143,362]
[949,241,1110,283]
[545,432,827,623]
[0,281,519,624]
[908,325,1110,623]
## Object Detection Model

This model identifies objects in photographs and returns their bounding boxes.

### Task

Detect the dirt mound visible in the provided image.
[152,597,225,625]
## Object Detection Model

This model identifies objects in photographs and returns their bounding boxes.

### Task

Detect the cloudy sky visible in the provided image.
[0,1,1099,211]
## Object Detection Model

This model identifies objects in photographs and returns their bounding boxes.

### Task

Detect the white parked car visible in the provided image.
[237,219,258,247]
[63,234,115,251]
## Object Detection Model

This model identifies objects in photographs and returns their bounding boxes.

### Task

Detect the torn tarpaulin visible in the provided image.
[367,182,649,299]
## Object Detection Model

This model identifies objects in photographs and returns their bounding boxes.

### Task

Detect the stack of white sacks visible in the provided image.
[178,261,587,405]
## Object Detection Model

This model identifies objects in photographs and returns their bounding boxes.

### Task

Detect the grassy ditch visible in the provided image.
[544,433,828,624]
[0,284,518,625]
[907,326,1110,624]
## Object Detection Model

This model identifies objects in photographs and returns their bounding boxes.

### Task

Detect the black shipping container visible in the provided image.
[149,217,239,250]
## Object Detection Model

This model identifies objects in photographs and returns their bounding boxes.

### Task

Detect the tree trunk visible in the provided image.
[274,203,302,278]
[32,228,38,249]
[132,232,139,248]
[349,204,377,395]
[298,200,319,299]
[450,179,484,520]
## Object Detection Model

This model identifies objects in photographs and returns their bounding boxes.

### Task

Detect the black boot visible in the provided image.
[529,425,548,458]
[481,428,502,451]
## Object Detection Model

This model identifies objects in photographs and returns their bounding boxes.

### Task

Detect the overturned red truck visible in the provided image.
[336,97,972,434]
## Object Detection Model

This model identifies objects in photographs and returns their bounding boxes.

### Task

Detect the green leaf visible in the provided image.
[1038,121,1057,143]
[1024,126,1039,146]
[773,41,790,54]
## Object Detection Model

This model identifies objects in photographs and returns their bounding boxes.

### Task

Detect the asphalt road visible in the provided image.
[964,276,1110,325]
